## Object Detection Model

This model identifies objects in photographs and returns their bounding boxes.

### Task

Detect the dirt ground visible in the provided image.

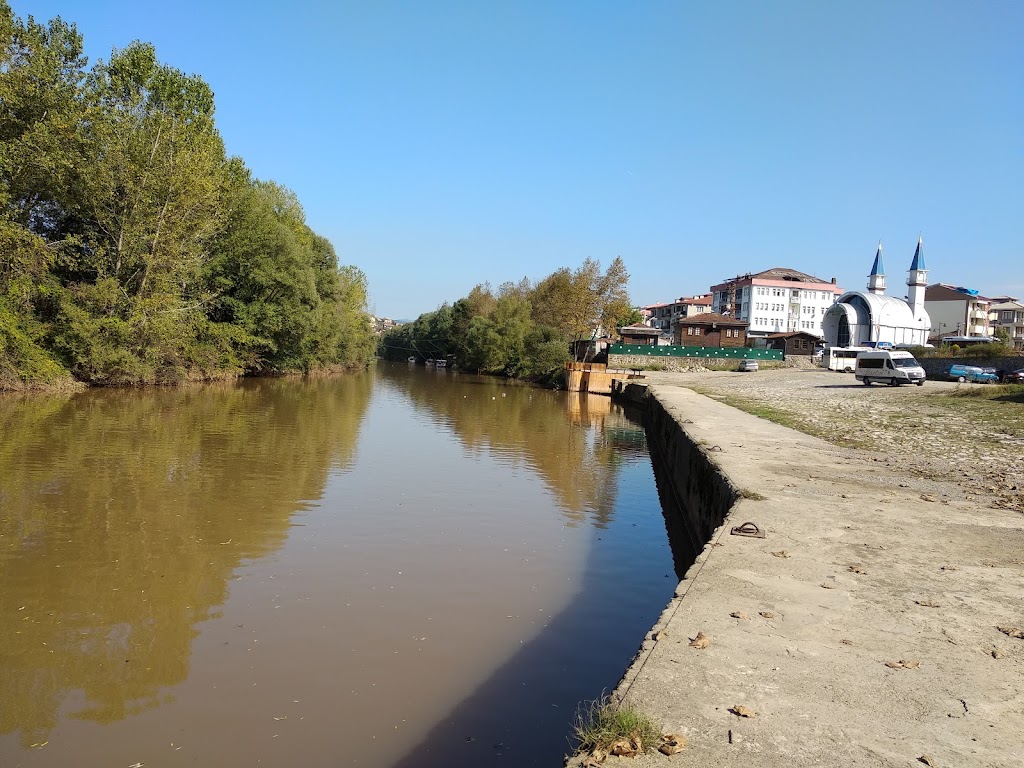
[640,364,1024,514]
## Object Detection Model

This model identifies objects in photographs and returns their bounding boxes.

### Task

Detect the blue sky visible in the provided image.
[12,1,1023,318]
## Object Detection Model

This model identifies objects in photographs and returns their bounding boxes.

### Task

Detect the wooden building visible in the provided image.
[766,331,821,356]
[618,324,661,346]
[673,313,749,348]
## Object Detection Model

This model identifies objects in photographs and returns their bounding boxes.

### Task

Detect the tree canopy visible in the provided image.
[0,3,374,388]
[379,257,633,381]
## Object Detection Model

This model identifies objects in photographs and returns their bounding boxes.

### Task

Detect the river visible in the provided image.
[0,362,686,767]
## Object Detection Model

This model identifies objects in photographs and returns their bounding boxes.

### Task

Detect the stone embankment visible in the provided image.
[570,369,1023,768]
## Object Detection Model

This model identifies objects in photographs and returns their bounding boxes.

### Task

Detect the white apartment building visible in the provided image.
[990,300,1024,349]
[923,284,992,340]
[710,267,843,339]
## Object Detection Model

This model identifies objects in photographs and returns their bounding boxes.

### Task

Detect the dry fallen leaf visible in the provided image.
[848,565,867,574]
[997,626,1024,639]
[991,648,1007,659]
[582,748,606,767]
[885,659,921,669]
[759,611,776,619]
[918,755,937,766]
[771,550,791,558]
[840,639,854,646]
[940,565,958,571]
[729,611,750,620]
[689,631,711,649]
[728,705,756,718]
[609,737,641,757]
[658,733,687,755]
[914,599,941,608]
[651,630,667,641]
[920,494,938,502]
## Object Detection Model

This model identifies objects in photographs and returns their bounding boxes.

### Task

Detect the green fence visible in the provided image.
[609,344,784,360]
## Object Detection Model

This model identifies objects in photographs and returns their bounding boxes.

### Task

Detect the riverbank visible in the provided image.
[569,369,1023,767]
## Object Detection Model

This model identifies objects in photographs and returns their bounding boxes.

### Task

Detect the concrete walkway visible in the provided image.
[574,382,1024,768]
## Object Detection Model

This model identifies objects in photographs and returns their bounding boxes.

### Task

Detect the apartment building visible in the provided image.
[990,299,1024,349]
[642,294,712,332]
[709,267,842,339]
[923,284,992,340]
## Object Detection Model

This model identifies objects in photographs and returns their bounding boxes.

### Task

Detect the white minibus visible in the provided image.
[854,350,926,386]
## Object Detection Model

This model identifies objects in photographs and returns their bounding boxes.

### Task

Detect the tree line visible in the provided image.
[0,3,375,389]
[379,257,637,383]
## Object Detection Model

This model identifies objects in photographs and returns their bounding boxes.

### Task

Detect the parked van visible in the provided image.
[854,350,926,387]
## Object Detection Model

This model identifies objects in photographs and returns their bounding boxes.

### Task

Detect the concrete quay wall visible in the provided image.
[585,380,1024,768]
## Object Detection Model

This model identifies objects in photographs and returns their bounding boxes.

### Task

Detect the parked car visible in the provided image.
[947,364,998,384]
[1004,368,1024,383]
[737,359,759,372]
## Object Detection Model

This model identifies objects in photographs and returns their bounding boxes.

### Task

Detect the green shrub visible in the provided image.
[571,695,661,758]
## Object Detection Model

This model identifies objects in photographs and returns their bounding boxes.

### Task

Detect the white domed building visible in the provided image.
[822,239,931,348]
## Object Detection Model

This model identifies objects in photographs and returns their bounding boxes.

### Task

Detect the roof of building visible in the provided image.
[869,243,885,276]
[910,236,926,271]
[619,324,660,335]
[749,267,832,283]
[831,291,927,328]
[677,312,749,327]
[681,294,713,305]
[925,283,989,302]
[766,331,823,340]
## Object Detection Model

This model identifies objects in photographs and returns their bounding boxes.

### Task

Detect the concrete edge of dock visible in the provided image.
[569,379,1024,768]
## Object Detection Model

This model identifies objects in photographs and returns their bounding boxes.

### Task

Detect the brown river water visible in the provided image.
[0,362,687,767]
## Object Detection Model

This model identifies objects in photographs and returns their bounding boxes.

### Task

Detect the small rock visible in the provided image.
[730,611,750,620]
[997,626,1024,639]
[914,599,941,608]
[759,611,776,619]
[918,755,938,766]
[848,565,867,574]
[771,550,791,558]
[991,648,1007,659]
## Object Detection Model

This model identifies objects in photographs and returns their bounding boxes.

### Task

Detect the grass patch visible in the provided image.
[571,695,661,758]
[946,384,1024,403]
[737,488,767,500]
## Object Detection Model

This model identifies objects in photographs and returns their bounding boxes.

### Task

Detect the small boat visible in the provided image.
[425,359,435,367]
[407,356,417,363]
[435,359,447,368]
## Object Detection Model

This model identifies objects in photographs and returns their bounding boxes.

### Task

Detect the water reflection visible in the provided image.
[0,366,676,768]
[0,374,373,746]
[378,366,647,529]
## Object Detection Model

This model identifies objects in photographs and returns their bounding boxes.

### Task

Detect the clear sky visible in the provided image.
[12,0,1023,318]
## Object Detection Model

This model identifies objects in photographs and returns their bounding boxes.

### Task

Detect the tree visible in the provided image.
[531,257,631,355]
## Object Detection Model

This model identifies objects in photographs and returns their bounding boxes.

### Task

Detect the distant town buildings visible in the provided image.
[641,294,712,332]
[633,237,1012,351]
[821,239,931,348]
[709,267,843,340]
[371,316,400,334]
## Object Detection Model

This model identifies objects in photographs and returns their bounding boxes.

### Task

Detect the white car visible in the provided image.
[737,359,759,372]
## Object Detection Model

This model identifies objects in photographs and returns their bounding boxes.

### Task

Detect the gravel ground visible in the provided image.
[638,362,1024,514]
